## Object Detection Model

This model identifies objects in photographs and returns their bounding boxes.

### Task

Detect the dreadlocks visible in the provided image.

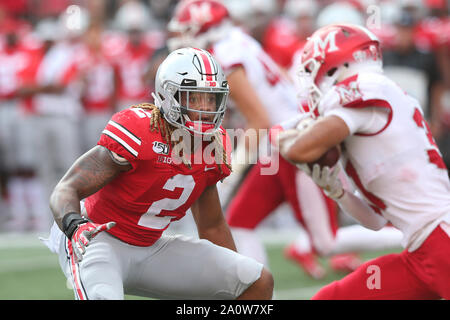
[132,103,232,174]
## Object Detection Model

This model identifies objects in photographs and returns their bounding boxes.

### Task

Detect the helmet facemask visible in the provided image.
[177,86,228,135]
[153,47,229,137]
[153,79,228,136]
[297,24,383,118]
[298,47,382,118]
[297,57,323,117]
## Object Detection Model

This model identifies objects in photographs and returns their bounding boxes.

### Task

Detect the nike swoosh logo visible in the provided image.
[204,166,215,172]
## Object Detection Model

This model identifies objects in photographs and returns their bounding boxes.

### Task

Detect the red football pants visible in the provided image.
[312,223,450,300]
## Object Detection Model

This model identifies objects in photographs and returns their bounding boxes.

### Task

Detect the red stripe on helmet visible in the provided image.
[194,48,214,81]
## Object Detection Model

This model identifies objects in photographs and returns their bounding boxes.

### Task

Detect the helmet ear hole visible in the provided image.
[173,90,180,103]
[327,67,337,77]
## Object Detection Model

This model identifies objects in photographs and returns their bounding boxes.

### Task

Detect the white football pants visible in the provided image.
[45,223,264,300]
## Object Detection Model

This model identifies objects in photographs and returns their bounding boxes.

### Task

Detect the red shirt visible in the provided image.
[85,107,231,246]
[0,42,37,100]
[414,17,450,52]
[77,44,116,112]
[113,40,154,101]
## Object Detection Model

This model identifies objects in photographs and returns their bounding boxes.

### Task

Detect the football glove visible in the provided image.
[63,213,115,262]
[273,115,320,174]
[310,164,344,200]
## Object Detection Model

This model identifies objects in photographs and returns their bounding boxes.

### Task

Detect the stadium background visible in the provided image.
[0,0,448,299]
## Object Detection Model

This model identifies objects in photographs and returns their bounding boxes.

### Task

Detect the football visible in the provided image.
[307,146,341,170]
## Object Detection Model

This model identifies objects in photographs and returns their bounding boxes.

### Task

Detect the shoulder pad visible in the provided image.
[98,105,162,163]
[334,75,363,107]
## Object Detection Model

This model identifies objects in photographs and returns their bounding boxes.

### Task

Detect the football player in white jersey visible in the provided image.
[167,0,365,278]
[278,23,450,299]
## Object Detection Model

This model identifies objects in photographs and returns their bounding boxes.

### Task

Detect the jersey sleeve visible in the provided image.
[320,74,393,136]
[211,29,247,75]
[327,107,390,136]
[97,108,148,167]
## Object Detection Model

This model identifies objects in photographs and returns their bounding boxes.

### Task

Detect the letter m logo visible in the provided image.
[189,3,213,25]
[313,30,339,57]
[336,80,362,105]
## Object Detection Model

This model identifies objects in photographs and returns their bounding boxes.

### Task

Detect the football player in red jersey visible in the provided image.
[277,23,450,299]
[45,47,273,300]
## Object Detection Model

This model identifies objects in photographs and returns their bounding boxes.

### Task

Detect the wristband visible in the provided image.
[62,212,88,239]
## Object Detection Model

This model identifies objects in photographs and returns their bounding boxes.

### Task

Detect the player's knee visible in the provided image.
[248,267,274,299]
[258,268,274,297]
[88,283,123,300]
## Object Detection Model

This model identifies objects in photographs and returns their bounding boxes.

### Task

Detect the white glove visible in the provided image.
[273,115,317,152]
[311,164,344,200]
[296,116,317,131]
[276,129,301,158]
[276,116,319,175]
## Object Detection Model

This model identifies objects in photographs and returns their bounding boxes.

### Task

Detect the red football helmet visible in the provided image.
[167,0,232,51]
[297,24,382,116]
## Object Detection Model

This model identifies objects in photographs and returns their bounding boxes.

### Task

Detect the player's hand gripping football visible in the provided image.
[63,213,116,263]
[310,164,344,200]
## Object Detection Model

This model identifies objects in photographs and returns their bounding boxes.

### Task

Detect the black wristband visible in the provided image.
[62,212,88,239]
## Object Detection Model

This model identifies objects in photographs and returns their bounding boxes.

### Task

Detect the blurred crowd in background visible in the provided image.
[0,0,449,233]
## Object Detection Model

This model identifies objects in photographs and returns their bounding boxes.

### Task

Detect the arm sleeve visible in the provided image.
[326,107,390,135]
[337,190,388,231]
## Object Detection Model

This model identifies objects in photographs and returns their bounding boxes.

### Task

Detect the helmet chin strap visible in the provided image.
[183,114,216,135]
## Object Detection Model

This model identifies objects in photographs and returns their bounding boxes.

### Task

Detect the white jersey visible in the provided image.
[321,72,450,251]
[211,27,299,125]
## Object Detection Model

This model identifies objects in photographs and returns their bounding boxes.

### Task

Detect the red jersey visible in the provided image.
[84,106,231,246]
[76,44,116,113]
[0,40,38,104]
[414,17,450,52]
[113,39,154,102]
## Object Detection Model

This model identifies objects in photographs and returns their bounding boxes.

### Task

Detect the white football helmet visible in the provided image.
[153,47,229,135]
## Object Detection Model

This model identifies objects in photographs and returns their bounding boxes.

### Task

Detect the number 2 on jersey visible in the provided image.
[138,174,195,230]
[412,108,446,169]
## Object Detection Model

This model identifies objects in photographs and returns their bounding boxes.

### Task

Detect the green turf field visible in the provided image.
[0,233,401,300]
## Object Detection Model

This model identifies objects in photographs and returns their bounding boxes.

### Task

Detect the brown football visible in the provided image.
[307,146,341,170]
